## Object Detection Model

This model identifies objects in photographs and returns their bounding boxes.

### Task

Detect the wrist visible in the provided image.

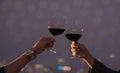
[31,47,45,55]
[82,52,94,69]
[25,49,37,61]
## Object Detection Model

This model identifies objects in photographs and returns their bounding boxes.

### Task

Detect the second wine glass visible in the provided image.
[64,18,84,58]
[48,14,66,53]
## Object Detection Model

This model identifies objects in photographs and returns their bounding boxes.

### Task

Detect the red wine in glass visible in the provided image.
[48,27,65,53]
[65,33,82,41]
[48,28,65,36]
[65,33,82,59]
[47,13,66,53]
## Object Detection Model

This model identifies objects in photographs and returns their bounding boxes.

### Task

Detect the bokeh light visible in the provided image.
[0,0,120,73]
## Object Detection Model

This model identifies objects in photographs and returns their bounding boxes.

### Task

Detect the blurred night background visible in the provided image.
[0,0,120,73]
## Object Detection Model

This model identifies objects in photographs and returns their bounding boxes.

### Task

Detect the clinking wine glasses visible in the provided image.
[48,13,66,53]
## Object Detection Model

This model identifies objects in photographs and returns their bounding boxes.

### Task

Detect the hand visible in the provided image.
[32,37,55,55]
[71,42,94,68]
[70,42,88,58]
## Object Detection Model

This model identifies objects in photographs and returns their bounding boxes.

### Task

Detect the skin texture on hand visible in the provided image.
[71,42,87,58]
[32,37,55,55]
[70,42,94,69]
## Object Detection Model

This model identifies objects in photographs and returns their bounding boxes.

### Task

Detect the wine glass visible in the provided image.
[64,18,84,58]
[48,13,66,53]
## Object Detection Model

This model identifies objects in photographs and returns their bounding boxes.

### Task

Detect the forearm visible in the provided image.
[3,37,54,73]
[5,50,36,73]
[82,52,94,69]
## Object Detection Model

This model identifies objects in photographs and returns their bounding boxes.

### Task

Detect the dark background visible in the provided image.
[0,0,120,73]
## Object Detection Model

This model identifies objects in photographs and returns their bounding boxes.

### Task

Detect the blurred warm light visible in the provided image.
[44,68,49,72]
[57,58,64,63]
[109,53,116,59]
[63,66,72,71]
[34,63,43,69]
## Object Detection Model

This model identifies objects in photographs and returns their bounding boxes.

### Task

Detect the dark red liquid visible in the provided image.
[48,28,65,36]
[65,33,82,41]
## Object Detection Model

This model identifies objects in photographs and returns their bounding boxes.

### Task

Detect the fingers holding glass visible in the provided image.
[71,43,81,58]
